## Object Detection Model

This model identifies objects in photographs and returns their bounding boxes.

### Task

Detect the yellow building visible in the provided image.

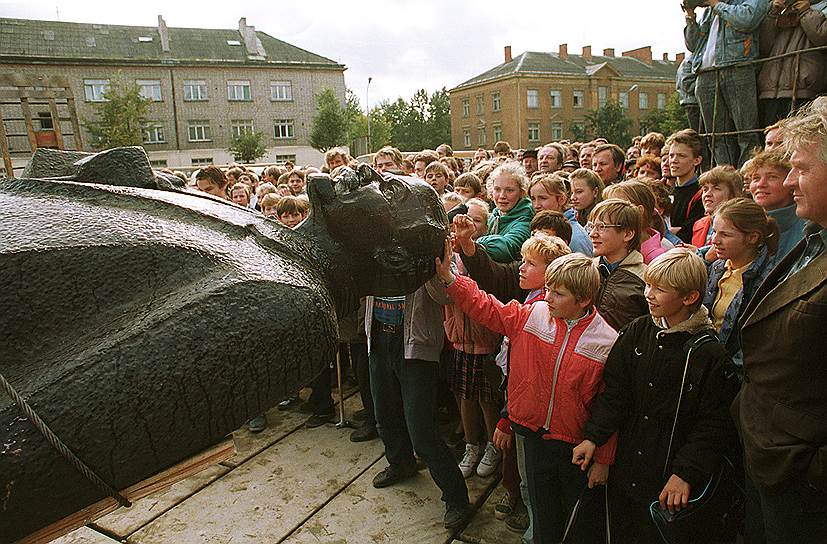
[449,44,682,150]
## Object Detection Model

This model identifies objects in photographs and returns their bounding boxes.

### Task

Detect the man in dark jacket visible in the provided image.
[734,97,827,543]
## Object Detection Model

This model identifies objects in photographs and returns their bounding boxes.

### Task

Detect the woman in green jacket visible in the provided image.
[477,162,535,263]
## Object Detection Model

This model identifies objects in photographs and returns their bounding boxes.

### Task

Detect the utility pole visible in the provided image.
[366,77,372,154]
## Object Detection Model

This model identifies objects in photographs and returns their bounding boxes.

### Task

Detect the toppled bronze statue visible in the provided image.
[0,147,448,541]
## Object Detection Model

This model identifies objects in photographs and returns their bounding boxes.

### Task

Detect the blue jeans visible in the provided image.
[695,65,760,168]
[369,326,469,507]
[745,469,827,544]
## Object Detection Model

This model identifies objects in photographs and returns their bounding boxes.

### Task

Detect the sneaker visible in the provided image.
[277,396,299,411]
[443,502,471,530]
[458,443,482,478]
[494,491,518,520]
[476,441,502,477]
[304,412,334,428]
[372,464,417,489]
[247,415,266,433]
[505,502,529,533]
[349,423,378,442]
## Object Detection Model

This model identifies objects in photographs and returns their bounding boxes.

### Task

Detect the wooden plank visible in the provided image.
[47,97,65,149]
[16,438,236,544]
[48,527,120,544]
[0,113,13,177]
[458,483,520,544]
[66,95,83,150]
[128,394,380,544]
[17,93,37,152]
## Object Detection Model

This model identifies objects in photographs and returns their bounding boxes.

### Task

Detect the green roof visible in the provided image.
[453,51,676,90]
[0,17,343,68]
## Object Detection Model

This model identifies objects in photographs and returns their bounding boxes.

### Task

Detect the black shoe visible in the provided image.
[349,423,378,442]
[304,412,334,428]
[372,464,417,489]
[277,396,299,411]
[443,502,471,530]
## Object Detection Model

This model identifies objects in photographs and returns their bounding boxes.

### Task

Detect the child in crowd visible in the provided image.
[603,180,674,264]
[276,183,292,197]
[441,192,464,213]
[230,182,252,208]
[476,162,535,263]
[588,199,649,331]
[530,211,572,247]
[666,129,705,243]
[287,169,307,195]
[569,168,604,227]
[438,248,618,544]
[260,193,281,217]
[194,165,230,199]
[692,166,743,259]
[634,156,662,180]
[276,195,308,228]
[704,198,778,369]
[574,249,738,543]
[528,173,592,256]
[453,172,486,201]
[425,161,452,195]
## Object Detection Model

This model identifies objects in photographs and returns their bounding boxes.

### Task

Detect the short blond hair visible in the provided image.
[521,232,571,266]
[544,253,601,303]
[488,161,529,196]
[644,248,708,311]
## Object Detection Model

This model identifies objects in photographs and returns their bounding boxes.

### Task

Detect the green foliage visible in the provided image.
[309,88,349,152]
[373,88,452,151]
[228,131,267,163]
[83,76,151,150]
[582,100,632,149]
[640,92,690,137]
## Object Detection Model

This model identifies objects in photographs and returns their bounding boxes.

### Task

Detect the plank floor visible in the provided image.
[51,387,519,544]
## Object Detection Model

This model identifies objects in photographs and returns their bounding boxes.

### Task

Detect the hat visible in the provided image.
[522,148,538,159]
[562,159,579,169]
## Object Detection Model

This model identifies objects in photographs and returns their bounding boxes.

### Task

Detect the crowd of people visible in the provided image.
[166,3,827,542]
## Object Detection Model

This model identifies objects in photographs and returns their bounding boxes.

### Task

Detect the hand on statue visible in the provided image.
[435,238,456,284]
[452,214,477,256]
[659,474,691,512]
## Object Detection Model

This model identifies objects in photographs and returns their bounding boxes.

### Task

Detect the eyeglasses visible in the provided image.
[585,221,623,233]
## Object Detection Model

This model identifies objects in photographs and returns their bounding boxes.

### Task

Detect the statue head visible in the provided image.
[306,164,449,296]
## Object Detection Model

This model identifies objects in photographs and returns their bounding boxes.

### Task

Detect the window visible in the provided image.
[37,112,54,130]
[658,93,667,110]
[275,154,297,164]
[183,80,208,101]
[477,127,487,146]
[639,92,649,110]
[463,129,471,148]
[84,79,109,102]
[550,90,562,109]
[137,79,162,101]
[270,81,292,101]
[227,80,251,101]
[142,123,165,144]
[619,91,629,109]
[551,122,563,140]
[598,86,608,107]
[231,119,254,138]
[476,95,484,115]
[492,92,501,112]
[573,90,585,108]
[149,159,167,167]
[273,119,294,139]
[528,122,540,142]
[191,157,214,166]
[187,120,211,142]
[493,124,503,142]
[462,98,470,118]
[527,89,539,109]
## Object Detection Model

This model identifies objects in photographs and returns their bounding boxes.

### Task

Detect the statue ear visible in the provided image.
[307,173,335,205]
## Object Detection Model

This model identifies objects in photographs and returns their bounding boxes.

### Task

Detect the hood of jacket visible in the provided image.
[488,197,534,233]
[653,305,714,336]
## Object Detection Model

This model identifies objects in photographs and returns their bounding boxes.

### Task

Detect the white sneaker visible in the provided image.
[458,443,482,478]
[476,441,502,477]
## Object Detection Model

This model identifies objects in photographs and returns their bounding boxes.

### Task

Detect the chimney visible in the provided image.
[582,45,592,61]
[157,15,170,53]
[559,43,568,60]
[504,45,512,63]
[603,48,615,57]
[676,52,686,65]
[663,52,669,61]
[238,17,267,59]
[622,45,653,65]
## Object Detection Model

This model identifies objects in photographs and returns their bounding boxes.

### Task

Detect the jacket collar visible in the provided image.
[593,250,646,279]
[768,204,801,233]
[654,305,713,336]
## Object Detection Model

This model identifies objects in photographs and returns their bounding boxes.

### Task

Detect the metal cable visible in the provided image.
[0,372,132,508]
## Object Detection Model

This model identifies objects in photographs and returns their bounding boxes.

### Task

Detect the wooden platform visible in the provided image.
[48,388,521,544]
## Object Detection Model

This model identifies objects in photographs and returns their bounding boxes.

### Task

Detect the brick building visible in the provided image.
[0,16,345,171]
[449,45,681,150]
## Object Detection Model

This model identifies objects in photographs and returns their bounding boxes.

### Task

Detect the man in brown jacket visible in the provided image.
[734,97,827,543]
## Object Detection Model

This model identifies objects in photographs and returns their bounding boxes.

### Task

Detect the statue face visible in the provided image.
[309,165,449,296]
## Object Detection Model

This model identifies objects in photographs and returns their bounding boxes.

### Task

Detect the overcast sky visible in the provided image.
[4,0,690,110]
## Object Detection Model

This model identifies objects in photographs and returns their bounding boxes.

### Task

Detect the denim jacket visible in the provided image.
[686,0,771,70]
[703,244,773,366]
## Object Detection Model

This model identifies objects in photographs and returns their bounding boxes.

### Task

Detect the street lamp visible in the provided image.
[366,77,372,154]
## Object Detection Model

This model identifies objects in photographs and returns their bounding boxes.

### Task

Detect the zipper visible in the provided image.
[543,320,576,431]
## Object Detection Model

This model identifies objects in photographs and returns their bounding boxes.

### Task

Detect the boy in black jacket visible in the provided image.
[572,249,739,543]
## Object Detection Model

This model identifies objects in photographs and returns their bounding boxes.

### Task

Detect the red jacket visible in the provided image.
[692,215,712,248]
[447,275,619,464]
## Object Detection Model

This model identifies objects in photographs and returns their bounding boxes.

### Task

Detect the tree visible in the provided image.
[309,88,349,152]
[582,100,633,149]
[640,92,690,137]
[84,76,151,150]
[228,131,267,163]
[373,88,453,151]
